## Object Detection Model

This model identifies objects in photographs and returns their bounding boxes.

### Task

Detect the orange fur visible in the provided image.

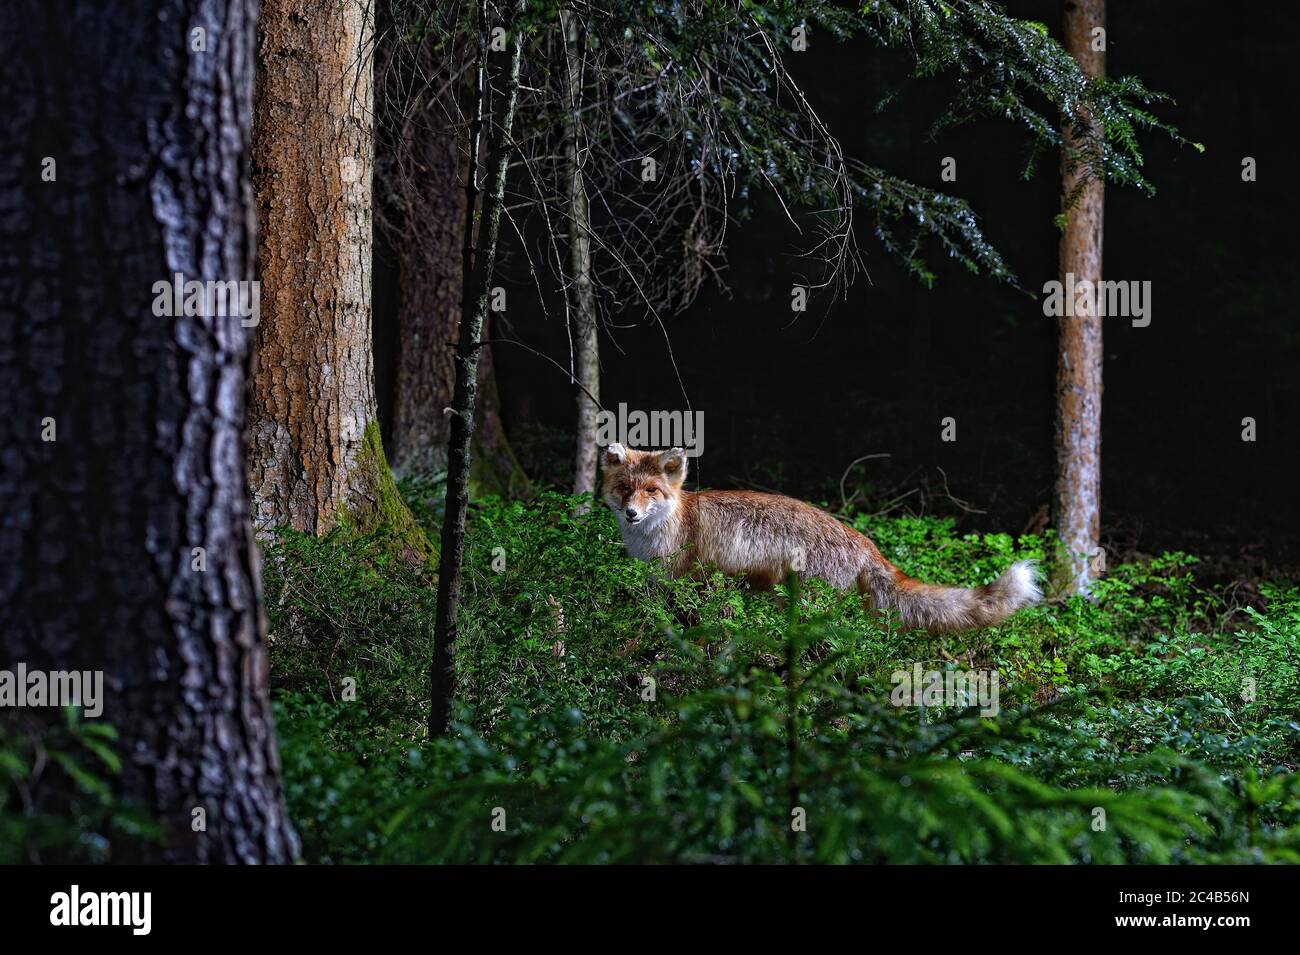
[601,444,1040,634]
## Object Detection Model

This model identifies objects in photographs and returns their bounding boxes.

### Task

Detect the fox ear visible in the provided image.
[603,443,628,467]
[658,447,688,483]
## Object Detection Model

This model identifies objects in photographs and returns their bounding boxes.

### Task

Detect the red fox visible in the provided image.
[601,444,1040,633]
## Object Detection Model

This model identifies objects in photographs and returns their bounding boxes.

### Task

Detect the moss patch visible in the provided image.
[341,420,437,572]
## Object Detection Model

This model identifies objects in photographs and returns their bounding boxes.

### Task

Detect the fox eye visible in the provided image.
[647,487,660,496]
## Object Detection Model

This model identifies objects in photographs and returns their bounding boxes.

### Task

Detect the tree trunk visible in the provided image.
[431,5,525,737]
[562,5,602,498]
[0,0,297,863]
[1053,0,1106,595]
[376,38,529,497]
[249,0,427,558]
[385,74,463,480]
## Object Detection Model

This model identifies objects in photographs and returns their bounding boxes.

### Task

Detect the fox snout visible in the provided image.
[617,491,664,526]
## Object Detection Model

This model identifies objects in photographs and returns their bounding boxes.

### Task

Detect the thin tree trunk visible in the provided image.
[249,0,427,559]
[430,4,525,736]
[0,0,297,863]
[1053,0,1106,595]
[562,5,601,498]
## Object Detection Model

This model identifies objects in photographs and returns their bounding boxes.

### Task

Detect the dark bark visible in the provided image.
[1053,0,1106,595]
[0,0,297,862]
[382,65,464,480]
[430,4,525,737]
[375,31,528,496]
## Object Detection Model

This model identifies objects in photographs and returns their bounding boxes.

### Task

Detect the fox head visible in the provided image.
[601,444,688,529]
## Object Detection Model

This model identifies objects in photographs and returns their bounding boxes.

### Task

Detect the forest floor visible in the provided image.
[263,485,1300,863]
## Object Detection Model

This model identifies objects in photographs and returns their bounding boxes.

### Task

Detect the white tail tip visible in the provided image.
[1003,560,1042,607]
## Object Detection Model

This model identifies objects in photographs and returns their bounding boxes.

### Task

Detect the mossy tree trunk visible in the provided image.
[1053,0,1106,595]
[0,0,297,863]
[250,0,429,560]
[431,3,525,737]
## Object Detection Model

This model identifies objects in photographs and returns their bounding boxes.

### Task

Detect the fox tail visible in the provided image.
[858,556,1041,634]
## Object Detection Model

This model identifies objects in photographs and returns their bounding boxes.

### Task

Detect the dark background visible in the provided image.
[377,1,1298,573]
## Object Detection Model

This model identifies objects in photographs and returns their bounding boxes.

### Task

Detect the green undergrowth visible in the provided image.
[0,709,161,863]
[265,490,1300,863]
